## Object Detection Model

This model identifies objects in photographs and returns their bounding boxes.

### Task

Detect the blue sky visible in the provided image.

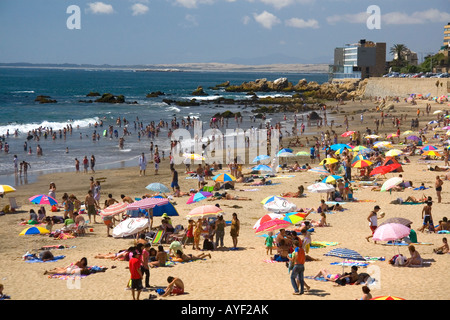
[0,0,449,65]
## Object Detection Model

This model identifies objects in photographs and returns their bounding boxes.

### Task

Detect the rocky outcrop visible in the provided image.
[35,95,57,104]
[95,93,125,103]
[86,92,100,97]
[192,86,208,96]
[146,91,165,98]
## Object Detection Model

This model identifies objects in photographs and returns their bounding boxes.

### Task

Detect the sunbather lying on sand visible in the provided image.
[208,192,251,201]
[44,257,89,275]
[280,185,305,198]
[173,250,211,262]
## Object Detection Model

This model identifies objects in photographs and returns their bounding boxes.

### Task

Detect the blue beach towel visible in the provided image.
[25,255,66,263]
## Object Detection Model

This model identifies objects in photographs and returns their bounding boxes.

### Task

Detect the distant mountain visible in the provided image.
[218,53,332,65]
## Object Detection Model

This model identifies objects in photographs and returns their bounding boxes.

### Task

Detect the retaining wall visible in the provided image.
[363,77,449,98]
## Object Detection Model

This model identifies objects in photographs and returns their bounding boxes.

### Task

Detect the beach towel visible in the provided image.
[310,241,339,248]
[364,256,385,261]
[399,202,423,205]
[437,230,450,234]
[262,259,279,263]
[47,266,107,280]
[24,255,66,263]
[330,261,369,267]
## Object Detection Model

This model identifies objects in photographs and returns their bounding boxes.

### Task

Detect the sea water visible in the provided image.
[0,67,327,186]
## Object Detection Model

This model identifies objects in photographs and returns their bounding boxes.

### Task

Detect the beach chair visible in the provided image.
[150,229,165,245]
[202,186,214,193]
[9,197,20,212]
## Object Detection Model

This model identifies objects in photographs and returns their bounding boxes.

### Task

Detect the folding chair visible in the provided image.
[151,229,165,245]
[9,197,21,212]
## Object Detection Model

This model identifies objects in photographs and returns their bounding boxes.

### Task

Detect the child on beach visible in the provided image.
[265,232,274,255]
[433,237,449,254]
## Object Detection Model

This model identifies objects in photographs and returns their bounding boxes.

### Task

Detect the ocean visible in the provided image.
[0,67,328,186]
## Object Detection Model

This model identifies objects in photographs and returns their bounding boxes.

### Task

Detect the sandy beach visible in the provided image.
[1,97,449,302]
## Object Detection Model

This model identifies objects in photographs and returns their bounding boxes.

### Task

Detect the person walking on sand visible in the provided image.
[139,153,147,176]
[129,250,143,300]
[85,190,100,224]
[289,239,306,295]
[230,213,240,250]
[418,201,434,233]
[435,175,443,203]
[366,205,384,243]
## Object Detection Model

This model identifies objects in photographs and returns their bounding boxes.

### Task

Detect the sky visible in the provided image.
[0,0,449,65]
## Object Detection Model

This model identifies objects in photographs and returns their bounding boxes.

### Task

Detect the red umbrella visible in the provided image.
[369,163,401,176]
[101,202,129,217]
[341,131,355,137]
[255,219,292,234]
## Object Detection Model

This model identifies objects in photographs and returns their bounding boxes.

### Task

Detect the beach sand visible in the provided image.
[1,98,449,301]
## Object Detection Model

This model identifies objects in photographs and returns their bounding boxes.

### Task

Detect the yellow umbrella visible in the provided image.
[352,160,373,168]
[402,130,414,136]
[385,149,403,157]
[0,185,16,194]
[320,158,339,165]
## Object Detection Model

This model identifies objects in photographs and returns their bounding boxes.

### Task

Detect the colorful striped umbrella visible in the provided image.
[423,151,442,157]
[370,296,405,300]
[352,160,373,168]
[212,173,236,182]
[19,226,50,236]
[261,195,287,205]
[277,148,293,155]
[421,145,438,151]
[29,194,58,206]
[330,144,352,151]
[186,191,213,204]
[324,247,366,261]
[321,175,343,183]
[283,212,309,224]
[253,213,284,229]
[186,205,223,219]
[341,131,355,137]
[255,219,292,234]
[352,146,368,152]
[101,202,129,217]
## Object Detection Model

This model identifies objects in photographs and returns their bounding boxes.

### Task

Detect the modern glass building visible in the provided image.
[329,39,386,80]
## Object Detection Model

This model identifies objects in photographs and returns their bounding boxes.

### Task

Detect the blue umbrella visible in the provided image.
[151,195,179,216]
[252,155,270,163]
[145,183,170,193]
[324,247,366,273]
[186,191,213,204]
[330,144,352,151]
[277,148,293,155]
[252,164,272,172]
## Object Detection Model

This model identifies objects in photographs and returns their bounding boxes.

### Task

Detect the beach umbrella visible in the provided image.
[145,183,170,193]
[324,247,366,273]
[307,182,335,194]
[126,197,169,211]
[308,167,330,175]
[402,130,414,136]
[423,151,442,157]
[433,110,443,114]
[352,154,368,163]
[283,212,309,225]
[0,185,16,194]
[321,175,343,183]
[370,296,405,300]
[252,164,272,172]
[253,213,284,229]
[330,144,352,151]
[341,131,355,137]
[255,219,292,234]
[319,158,339,165]
[385,149,403,157]
[112,217,149,238]
[261,195,286,205]
[372,223,411,242]
[421,145,438,151]
[100,202,129,217]
[379,217,413,227]
[183,153,205,161]
[212,173,236,182]
[386,133,398,139]
[29,194,58,206]
[278,148,293,155]
[277,152,295,158]
[429,120,438,124]
[186,205,223,219]
[380,177,403,192]
[19,226,50,236]
[406,135,420,141]
[365,135,380,139]
[263,198,297,213]
[252,155,270,163]
[296,151,310,156]
[352,160,373,168]
[369,163,401,176]
[186,191,213,204]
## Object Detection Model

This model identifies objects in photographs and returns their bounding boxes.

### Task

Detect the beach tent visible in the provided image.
[151,195,179,216]
[381,157,403,172]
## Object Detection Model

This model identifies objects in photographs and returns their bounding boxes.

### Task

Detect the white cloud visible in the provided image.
[242,15,251,25]
[253,11,280,29]
[173,0,214,9]
[258,0,314,9]
[86,2,114,14]
[285,17,319,29]
[131,3,149,16]
[327,8,450,25]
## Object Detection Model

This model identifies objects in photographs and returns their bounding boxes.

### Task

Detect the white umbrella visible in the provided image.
[263,198,297,213]
[112,217,149,238]
[307,182,335,193]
